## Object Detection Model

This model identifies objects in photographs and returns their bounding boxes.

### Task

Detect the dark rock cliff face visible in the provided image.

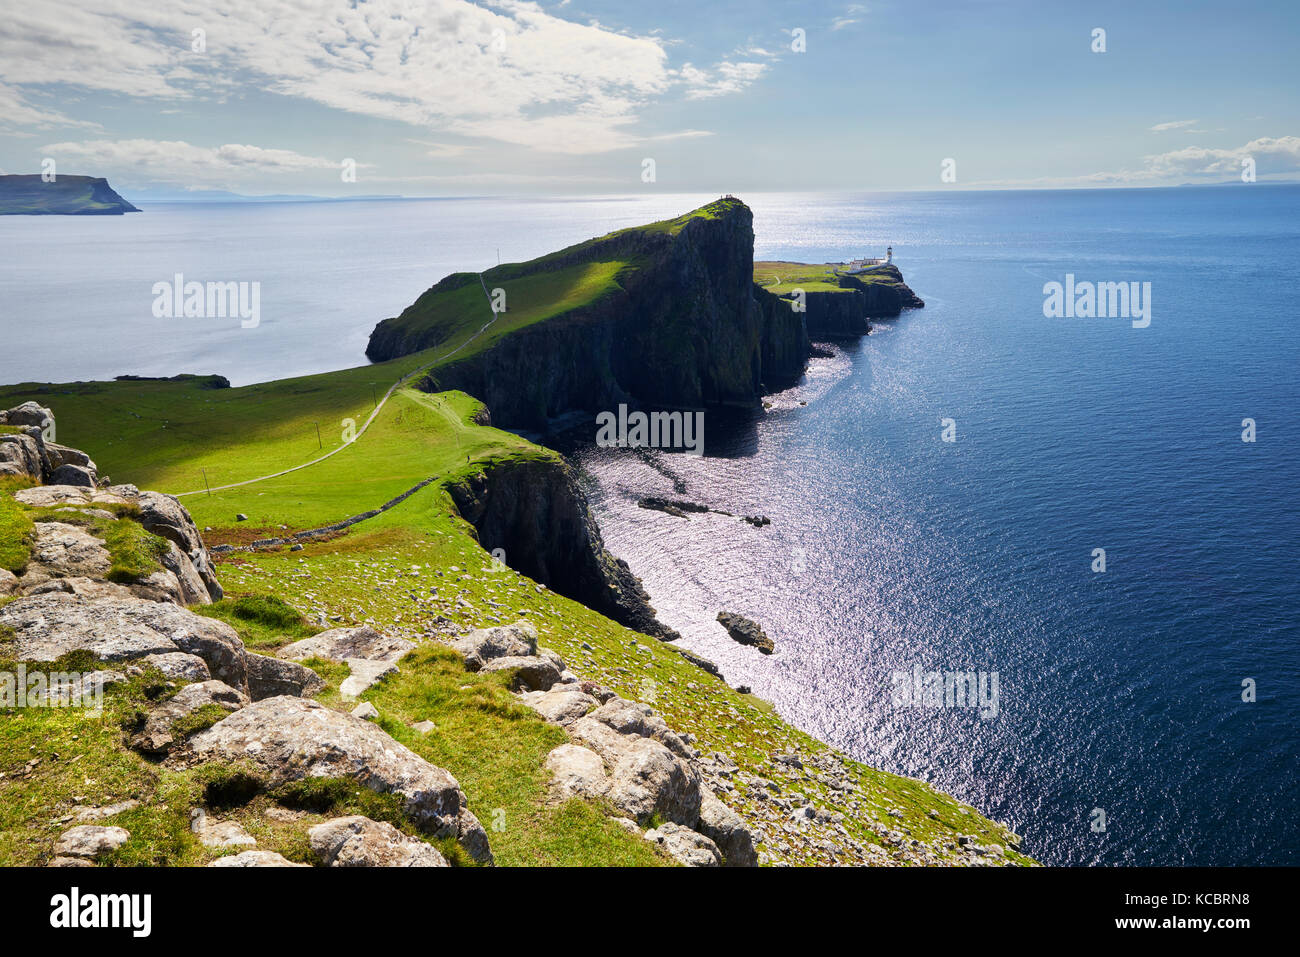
[393,200,809,430]
[446,456,681,642]
[840,266,926,316]
[789,265,925,339]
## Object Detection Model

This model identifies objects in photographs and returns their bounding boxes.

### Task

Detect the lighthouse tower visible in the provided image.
[886,246,893,263]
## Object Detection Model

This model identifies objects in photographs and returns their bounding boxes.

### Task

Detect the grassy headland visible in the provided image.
[0,199,1022,866]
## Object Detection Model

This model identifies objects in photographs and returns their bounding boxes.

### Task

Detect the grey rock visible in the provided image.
[20,521,111,587]
[192,813,257,849]
[208,850,308,867]
[141,652,211,682]
[0,432,45,480]
[351,702,379,720]
[568,717,702,826]
[53,825,130,860]
[716,611,775,654]
[644,822,722,867]
[520,686,597,726]
[174,695,490,862]
[586,696,692,758]
[543,744,609,803]
[12,485,130,509]
[0,593,249,694]
[339,657,397,699]
[451,621,537,670]
[43,442,96,473]
[698,790,758,866]
[278,624,413,664]
[129,680,248,755]
[48,464,97,487]
[74,800,140,822]
[132,490,223,601]
[309,815,448,867]
[1,401,53,429]
[480,654,561,692]
[245,652,324,700]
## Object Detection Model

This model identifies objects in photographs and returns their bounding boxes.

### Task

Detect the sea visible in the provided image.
[2,185,1296,865]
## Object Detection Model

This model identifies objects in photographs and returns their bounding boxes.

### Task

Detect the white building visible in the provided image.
[838,246,893,275]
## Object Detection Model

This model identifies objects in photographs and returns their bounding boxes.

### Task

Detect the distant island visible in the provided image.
[0,174,140,215]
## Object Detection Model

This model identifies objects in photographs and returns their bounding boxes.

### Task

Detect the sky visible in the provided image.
[1,0,1298,196]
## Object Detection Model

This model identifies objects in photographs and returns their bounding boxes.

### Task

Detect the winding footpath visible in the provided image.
[174,276,500,498]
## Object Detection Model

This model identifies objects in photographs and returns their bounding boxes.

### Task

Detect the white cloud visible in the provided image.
[681,61,767,100]
[0,82,101,133]
[1142,135,1300,176]
[40,138,344,187]
[1149,119,1199,132]
[3,0,763,154]
[968,135,1300,188]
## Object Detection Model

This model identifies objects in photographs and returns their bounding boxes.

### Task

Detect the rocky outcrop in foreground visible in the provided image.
[456,621,758,866]
[3,425,491,866]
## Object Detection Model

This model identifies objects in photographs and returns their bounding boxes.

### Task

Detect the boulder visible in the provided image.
[351,702,379,720]
[543,744,609,803]
[131,490,223,601]
[585,696,692,758]
[339,657,397,699]
[129,680,248,755]
[12,485,129,508]
[43,442,97,473]
[520,686,598,726]
[278,625,414,663]
[451,621,537,670]
[644,822,722,867]
[309,816,448,867]
[0,568,19,597]
[141,652,211,682]
[192,814,257,849]
[174,695,490,862]
[159,541,215,606]
[480,654,561,692]
[568,717,702,826]
[19,521,112,587]
[1,402,53,429]
[47,464,97,487]
[208,850,308,867]
[697,790,758,867]
[53,825,129,860]
[0,432,45,480]
[0,593,249,694]
[716,611,775,655]
[22,576,133,601]
[74,800,140,822]
[244,653,324,700]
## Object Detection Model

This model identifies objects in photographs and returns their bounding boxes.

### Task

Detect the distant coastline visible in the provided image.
[0,174,139,215]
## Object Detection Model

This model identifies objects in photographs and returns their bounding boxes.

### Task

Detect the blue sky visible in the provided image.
[2,0,1297,195]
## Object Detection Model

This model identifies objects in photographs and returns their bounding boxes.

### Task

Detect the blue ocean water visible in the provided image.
[2,187,1295,864]
[579,186,1300,866]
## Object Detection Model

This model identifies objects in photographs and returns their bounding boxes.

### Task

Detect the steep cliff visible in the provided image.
[446,455,681,642]
[0,174,140,215]
[369,198,810,429]
[754,261,925,339]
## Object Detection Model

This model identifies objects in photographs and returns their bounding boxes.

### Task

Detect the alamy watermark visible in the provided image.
[1,665,105,710]
[891,665,1000,720]
[152,274,260,328]
[1042,274,1151,329]
[595,404,704,455]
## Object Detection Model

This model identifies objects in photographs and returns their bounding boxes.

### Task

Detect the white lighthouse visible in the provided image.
[886,246,893,263]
